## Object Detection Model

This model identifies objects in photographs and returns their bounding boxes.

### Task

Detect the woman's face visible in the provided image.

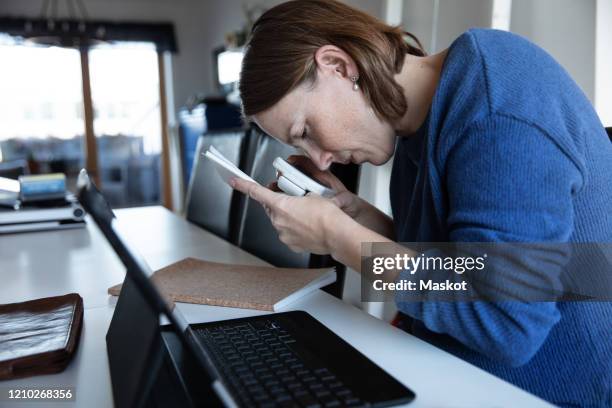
[252,72,396,171]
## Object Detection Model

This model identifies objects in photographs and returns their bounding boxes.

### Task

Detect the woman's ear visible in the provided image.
[314,45,359,79]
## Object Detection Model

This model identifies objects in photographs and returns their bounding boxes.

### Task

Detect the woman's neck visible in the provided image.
[393,49,448,136]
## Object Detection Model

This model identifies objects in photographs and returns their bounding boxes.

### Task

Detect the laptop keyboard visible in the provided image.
[196,319,367,408]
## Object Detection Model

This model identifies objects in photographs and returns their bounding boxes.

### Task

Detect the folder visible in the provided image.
[108,258,336,311]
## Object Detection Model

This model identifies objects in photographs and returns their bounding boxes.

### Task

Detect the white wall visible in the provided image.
[402,0,493,53]
[434,0,492,52]
[401,0,437,52]
[399,0,597,102]
[510,0,597,102]
[595,0,612,126]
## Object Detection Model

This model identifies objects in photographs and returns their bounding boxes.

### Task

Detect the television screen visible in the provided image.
[217,49,243,86]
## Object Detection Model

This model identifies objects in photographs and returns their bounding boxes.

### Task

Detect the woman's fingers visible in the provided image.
[331,191,353,208]
[330,190,361,218]
[231,178,280,208]
[263,203,272,217]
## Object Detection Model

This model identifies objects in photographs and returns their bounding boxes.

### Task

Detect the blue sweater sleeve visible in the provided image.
[395,115,584,366]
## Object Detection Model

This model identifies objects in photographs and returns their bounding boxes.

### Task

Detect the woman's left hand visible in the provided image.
[230,178,346,254]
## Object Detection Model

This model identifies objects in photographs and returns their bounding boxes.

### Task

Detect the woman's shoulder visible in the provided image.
[444,28,574,105]
[434,29,596,164]
[445,28,585,120]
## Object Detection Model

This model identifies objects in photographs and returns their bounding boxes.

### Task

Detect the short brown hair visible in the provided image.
[239,0,425,123]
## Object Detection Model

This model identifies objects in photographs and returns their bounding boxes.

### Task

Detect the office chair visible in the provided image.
[184,128,249,242]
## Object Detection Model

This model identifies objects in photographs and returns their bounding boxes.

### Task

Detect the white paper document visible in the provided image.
[202,146,258,186]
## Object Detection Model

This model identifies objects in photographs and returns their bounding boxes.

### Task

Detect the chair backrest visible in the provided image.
[237,130,312,268]
[184,128,248,241]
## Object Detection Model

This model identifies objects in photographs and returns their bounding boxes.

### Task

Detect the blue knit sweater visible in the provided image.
[390,29,612,407]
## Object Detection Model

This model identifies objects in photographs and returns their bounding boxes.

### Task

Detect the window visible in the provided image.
[0,35,85,188]
[89,42,162,207]
[0,35,166,206]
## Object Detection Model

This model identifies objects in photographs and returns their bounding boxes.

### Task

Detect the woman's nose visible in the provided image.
[312,151,334,171]
[299,144,334,171]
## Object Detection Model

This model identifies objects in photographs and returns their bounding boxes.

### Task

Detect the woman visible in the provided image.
[231,0,612,406]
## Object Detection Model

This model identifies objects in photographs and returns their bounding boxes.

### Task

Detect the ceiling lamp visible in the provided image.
[24,0,107,48]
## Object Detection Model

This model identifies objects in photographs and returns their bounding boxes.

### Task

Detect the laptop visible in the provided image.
[76,169,415,408]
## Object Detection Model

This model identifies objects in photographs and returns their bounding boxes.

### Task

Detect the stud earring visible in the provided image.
[351,76,359,91]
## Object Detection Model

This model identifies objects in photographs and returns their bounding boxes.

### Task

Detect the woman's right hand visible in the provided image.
[268,155,395,240]
[281,155,365,219]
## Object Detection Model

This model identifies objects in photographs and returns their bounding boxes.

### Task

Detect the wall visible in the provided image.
[510,0,596,102]
[399,0,597,102]
[595,0,612,126]
[402,0,493,53]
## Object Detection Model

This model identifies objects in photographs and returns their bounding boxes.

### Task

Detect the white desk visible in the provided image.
[0,206,552,407]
